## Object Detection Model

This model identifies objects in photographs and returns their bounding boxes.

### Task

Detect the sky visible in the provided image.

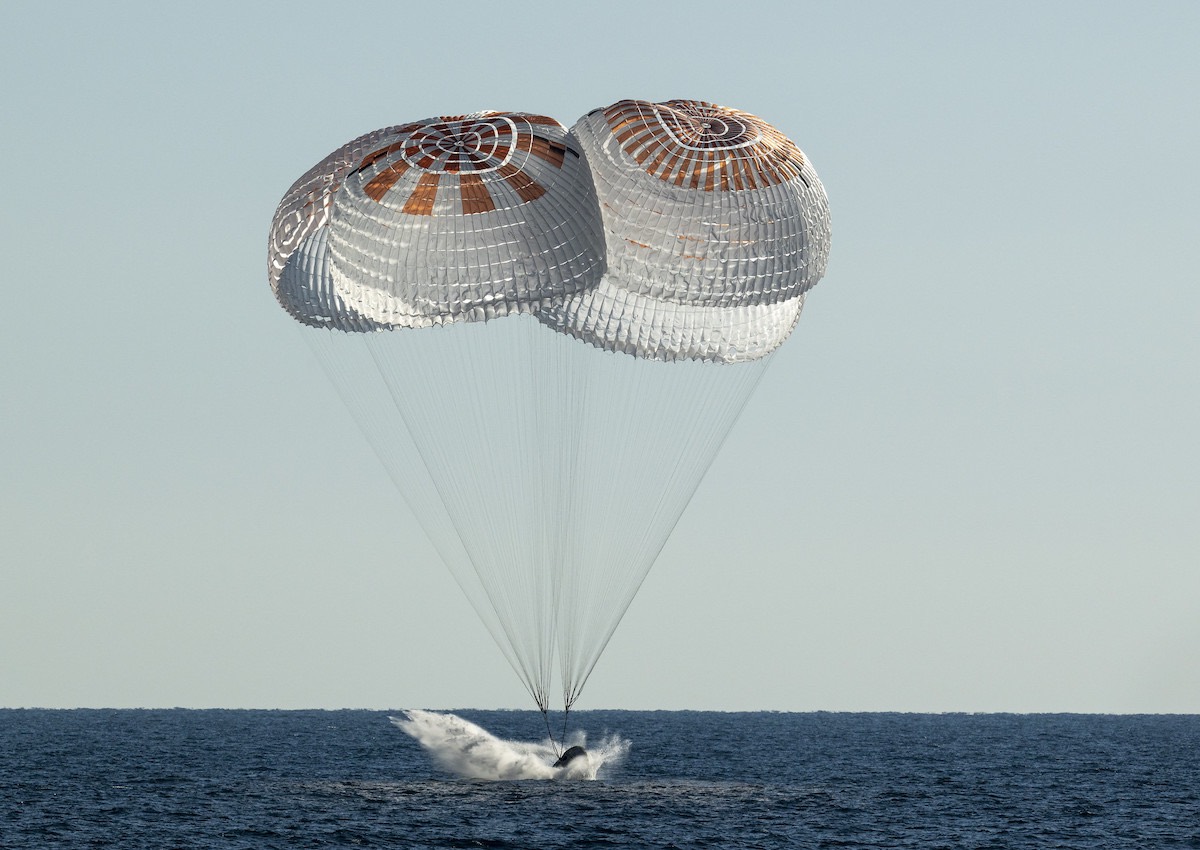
[2,1,1197,713]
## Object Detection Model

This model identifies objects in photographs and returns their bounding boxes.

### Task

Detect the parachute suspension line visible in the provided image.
[541,706,562,759]
[304,320,776,723]
[360,316,590,714]
[465,321,548,706]
[541,698,575,760]
[553,347,775,709]
[303,328,537,695]
[379,325,551,706]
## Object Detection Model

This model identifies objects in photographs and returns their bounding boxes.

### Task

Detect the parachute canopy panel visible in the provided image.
[535,99,831,363]
[269,127,402,332]
[575,99,830,308]
[269,113,607,330]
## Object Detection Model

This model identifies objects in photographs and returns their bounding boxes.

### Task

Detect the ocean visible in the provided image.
[2,708,1197,848]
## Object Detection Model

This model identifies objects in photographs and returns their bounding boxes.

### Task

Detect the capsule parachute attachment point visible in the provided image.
[552,745,589,769]
[267,100,831,755]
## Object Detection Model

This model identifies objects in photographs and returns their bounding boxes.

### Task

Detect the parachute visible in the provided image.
[268,100,830,747]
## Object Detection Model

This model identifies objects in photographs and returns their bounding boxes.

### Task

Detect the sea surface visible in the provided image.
[3,709,1198,849]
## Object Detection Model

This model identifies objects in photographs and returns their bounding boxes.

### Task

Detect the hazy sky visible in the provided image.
[3,1,1197,713]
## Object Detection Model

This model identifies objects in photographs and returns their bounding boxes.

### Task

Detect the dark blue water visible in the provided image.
[3,709,1198,848]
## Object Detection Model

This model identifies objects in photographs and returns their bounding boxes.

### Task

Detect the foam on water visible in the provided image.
[390,709,629,780]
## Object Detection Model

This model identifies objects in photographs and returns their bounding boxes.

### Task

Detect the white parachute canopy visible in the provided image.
[267,102,831,717]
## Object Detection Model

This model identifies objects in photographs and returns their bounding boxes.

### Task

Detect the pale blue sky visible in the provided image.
[2,1,1197,712]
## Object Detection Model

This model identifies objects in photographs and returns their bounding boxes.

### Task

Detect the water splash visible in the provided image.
[391,710,629,781]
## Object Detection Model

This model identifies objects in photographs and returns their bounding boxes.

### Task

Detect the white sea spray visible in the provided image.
[390,709,629,781]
